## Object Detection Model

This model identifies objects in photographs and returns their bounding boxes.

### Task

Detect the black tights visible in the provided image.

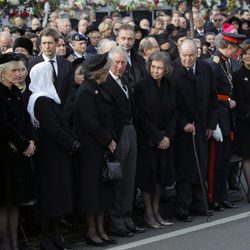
[0,206,19,250]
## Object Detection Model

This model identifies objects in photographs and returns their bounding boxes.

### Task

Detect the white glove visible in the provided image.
[213,124,223,142]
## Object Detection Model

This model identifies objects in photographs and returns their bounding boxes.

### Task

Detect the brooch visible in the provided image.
[95,90,98,94]
[244,77,248,81]
[212,56,220,64]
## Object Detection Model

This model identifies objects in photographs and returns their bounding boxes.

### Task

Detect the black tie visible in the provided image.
[49,59,58,89]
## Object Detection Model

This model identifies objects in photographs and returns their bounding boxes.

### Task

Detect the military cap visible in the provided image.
[71,33,88,42]
[222,32,246,45]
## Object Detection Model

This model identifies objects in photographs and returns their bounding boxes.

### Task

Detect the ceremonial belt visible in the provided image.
[217,94,229,101]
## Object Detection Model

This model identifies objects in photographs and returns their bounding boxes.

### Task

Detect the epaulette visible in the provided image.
[212,55,220,64]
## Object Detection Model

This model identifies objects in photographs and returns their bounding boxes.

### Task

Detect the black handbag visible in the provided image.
[102,152,123,182]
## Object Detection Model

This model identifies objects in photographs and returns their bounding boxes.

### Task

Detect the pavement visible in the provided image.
[71,189,250,250]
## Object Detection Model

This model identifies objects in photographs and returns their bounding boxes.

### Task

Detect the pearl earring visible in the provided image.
[1,76,4,81]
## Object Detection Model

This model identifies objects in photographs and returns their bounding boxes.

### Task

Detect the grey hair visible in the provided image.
[179,39,198,55]
[0,61,21,76]
[138,37,158,56]
[108,45,128,62]
[146,51,172,77]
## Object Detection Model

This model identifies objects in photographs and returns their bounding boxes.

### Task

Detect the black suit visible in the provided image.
[124,48,146,87]
[104,73,137,231]
[29,54,75,124]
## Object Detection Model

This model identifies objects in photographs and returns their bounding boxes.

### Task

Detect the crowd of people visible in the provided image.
[1,1,250,249]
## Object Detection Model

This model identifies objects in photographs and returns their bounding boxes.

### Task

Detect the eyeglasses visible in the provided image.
[214,19,222,22]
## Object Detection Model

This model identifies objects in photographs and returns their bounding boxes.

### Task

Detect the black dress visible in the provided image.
[134,75,176,192]
[34,97,75,219]
[74,80,115,213]
[233,65,250,158]
[0,83,36,206]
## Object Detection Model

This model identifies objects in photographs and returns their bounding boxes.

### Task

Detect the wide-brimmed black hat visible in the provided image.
[83,54,108,73]
[0,53,20,65]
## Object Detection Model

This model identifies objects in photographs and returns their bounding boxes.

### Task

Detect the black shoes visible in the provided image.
[126,225,146,234]
[221,201,238,209]
[177,214,192,222]
[210,202,225,212]
[110,229,134,237]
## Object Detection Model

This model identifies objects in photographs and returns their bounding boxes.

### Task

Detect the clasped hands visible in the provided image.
[23,140,36,157]
[158,136,170,150]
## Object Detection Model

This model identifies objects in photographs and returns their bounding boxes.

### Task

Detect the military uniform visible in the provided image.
[206,32,245,208]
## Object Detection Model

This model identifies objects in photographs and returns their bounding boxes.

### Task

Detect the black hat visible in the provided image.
[172,31,187,42]
[83,54,108,73]
[156,32,169,46]
[10,26,25,36]
[222,32,246,45]
[0,53,20,65]
[85,25,99,36]
[13,37,33,56]
[134,25,148,38]
[200,38,210,48]
[71,33,88,42]
[72,57,85,69]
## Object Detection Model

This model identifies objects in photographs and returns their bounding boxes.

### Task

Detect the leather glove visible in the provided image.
[69,140,81,155]
[213,124,223,142]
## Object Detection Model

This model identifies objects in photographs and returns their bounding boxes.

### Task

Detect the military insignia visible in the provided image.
[75,35,79,41]
[213,56,220,64]
[244,77,248,81]
[95,90,98,94]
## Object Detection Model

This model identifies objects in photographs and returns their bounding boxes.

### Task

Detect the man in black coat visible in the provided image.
[104,46,145,237]
[171,39,218,222]
[116,24,146,87]
[28,27,75,124]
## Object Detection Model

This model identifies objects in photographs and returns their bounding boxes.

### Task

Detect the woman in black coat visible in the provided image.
[28,61,80,250]
[233,43,250,202]
[134,51,176,228]
[0,53,36,250]
[74,54,117,246]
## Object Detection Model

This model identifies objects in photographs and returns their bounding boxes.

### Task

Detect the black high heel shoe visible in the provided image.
[85,236,108,247]
[99,236,117,245]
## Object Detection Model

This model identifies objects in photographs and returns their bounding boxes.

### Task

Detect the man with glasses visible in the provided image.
[207,13,224,35]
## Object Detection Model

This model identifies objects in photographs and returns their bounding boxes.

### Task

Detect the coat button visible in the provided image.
[7,97,11,101]
[13,118,17,122]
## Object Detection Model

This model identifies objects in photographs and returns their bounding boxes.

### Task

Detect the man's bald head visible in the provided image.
[0,32,12,53]
[179,39,198,69]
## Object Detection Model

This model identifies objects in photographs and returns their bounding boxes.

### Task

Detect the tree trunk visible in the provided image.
[187,0,194,38]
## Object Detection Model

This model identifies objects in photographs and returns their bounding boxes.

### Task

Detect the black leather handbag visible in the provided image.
[102,152,122,182]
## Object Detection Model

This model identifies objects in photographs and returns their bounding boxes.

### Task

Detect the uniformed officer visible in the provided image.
[71,33,88,61]
[207,32,246,211]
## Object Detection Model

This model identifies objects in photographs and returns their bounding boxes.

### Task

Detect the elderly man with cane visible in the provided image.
[171,39,218,222]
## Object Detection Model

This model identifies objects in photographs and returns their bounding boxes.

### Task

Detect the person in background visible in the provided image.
[13,37,33,60]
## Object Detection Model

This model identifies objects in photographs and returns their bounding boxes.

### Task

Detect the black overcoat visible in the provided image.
[134,75,176,192]
[74,80,115,213]
[233,65,250,157]
[171,59,218,183]
[34,97,75,218]
[0,83,36,206]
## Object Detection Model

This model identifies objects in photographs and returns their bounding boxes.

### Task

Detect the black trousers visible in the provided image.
[176,182,204,216]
